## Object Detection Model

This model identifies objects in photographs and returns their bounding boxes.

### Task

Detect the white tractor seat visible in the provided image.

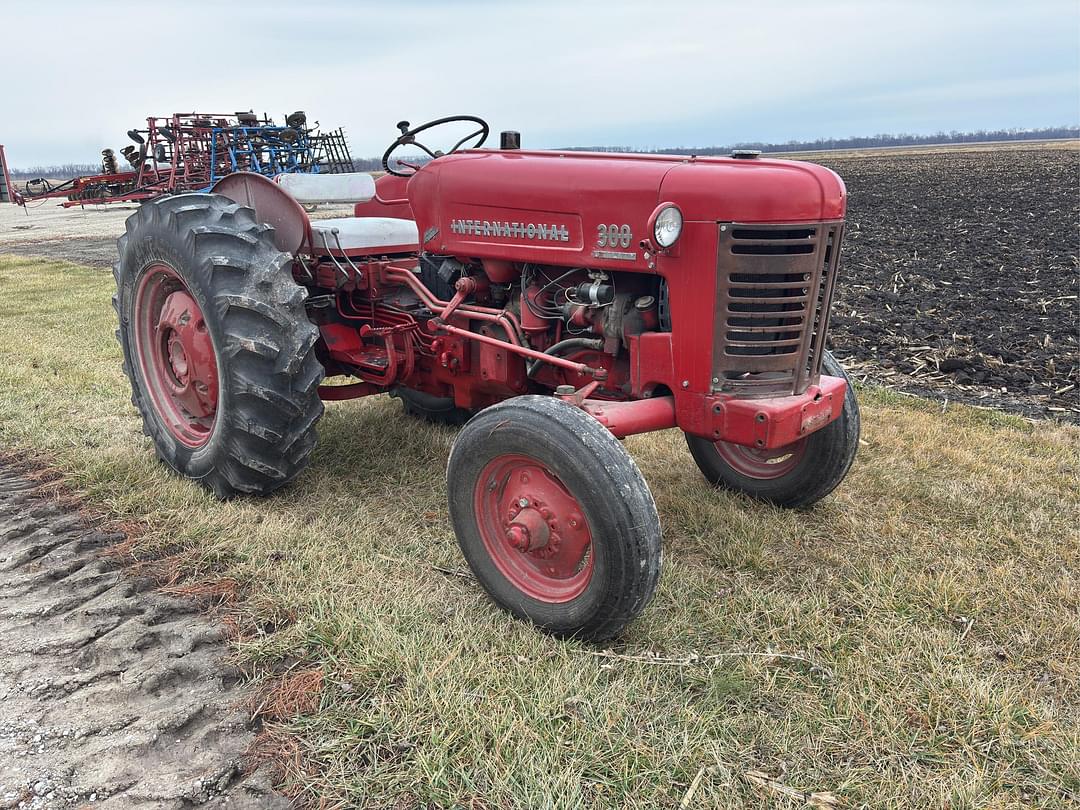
[310,217,419,254]
[274,172,376,204]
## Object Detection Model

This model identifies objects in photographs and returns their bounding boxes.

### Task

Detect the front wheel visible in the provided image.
[447,396,662,640]
[686,351,860,509]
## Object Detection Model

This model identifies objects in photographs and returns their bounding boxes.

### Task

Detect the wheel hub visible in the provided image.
[473,455,594,603]
[166,334,189,382]
[156,290,218,419]
[133,265,220,448]
[505,506,551,552]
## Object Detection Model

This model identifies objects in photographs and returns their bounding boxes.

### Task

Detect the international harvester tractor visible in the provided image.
[114,116,859,639]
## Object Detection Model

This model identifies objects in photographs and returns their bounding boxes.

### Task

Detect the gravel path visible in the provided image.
[0,200,355,269]
[0,467,287,810]
[0,204,131,268]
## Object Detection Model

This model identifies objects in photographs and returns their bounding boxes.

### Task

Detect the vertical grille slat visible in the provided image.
[712,222,843,397]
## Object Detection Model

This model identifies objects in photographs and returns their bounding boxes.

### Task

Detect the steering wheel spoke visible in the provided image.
[449,127,486,154]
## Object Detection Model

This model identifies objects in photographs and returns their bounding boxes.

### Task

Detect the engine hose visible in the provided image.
[526,337,604,378]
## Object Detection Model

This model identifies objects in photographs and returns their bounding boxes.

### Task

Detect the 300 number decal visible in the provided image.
[597,224,632,249]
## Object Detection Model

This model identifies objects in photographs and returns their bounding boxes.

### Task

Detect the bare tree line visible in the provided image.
[9,163,100,180]
[565,125,1080,156]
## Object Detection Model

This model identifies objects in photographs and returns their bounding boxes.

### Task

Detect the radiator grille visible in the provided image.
[713,222,843,397]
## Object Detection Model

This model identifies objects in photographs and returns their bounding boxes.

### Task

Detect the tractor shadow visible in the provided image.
[300,394,824,577]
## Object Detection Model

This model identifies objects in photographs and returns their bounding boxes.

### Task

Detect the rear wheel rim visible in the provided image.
[473,454,594,603]
[133,263,219,448]
[713,438,807,479]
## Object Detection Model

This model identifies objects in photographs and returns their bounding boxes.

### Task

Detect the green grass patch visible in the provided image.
[1,255,1077,808]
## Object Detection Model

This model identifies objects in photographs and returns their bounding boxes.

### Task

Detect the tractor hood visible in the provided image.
[407,149,845,271]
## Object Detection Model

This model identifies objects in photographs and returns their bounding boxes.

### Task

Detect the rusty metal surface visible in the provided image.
[211,172,310,254]
[713,222,843,397]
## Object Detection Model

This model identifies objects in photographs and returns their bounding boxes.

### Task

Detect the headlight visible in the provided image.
[651,203,683,248]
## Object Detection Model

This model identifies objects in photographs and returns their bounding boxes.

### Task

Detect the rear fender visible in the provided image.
[211,172,311,254]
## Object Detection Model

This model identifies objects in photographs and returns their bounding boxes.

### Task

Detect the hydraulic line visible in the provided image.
[526,337,604,377]
[385,267,525,346]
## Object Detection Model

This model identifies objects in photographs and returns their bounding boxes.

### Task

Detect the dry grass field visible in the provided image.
[0,255,1077,808]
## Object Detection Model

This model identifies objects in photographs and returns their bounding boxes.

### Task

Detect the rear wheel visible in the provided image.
[447,396,662,640]
[686,351,860,508]
[114,193,325,498]
[392,387,473,426]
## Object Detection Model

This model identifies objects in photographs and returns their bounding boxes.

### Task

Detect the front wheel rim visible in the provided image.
[473,454,594,603]
[713,438,807,479]
[133,263,219,448]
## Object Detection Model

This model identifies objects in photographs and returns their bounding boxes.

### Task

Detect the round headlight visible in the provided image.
[652,204,683,248]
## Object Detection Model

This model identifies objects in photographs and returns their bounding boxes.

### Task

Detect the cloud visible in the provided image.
[1,0,1076,166]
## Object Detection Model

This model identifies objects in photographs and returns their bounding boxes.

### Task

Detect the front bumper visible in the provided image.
[577,375,846,447]
[673,374,847,448]
[708,375,846,448]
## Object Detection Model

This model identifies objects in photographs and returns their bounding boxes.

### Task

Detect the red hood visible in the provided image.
[407,149,845,269]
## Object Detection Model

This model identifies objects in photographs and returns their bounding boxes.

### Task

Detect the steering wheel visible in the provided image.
[382,115,489,177]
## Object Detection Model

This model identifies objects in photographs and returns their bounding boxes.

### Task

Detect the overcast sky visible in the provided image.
[2,0,1077,167]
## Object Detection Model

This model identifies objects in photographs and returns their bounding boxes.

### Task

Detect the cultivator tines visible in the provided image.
[310,128,354,174]
[17,109,352,208]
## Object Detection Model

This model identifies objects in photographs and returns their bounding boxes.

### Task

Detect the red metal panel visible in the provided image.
[409,150,669,270]
[0,145,13,204]
[354,173,414,219]
[716,375,847,448]
[660,159,845,223]
[408,150,846,271]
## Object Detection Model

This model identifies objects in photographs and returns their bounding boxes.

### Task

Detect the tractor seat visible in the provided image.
[274,172,376,204]
[309,217,419,255]
[272,173,418,255]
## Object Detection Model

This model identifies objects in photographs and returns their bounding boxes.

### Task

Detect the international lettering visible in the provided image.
[450,219,570,242]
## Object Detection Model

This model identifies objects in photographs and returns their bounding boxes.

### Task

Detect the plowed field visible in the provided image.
[817,143,1078,419]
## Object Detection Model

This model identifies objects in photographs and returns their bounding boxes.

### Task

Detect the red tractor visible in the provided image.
[113,116,859,639]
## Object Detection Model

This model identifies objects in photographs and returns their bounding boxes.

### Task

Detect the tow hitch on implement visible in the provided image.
[113,115,859,639]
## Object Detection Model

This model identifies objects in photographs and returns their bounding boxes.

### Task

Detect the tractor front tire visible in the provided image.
[685,351,860,509]
[113,193,324,498]
[447,396,662,640]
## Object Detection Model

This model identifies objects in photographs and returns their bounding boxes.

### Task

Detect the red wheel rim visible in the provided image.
[713,438,807,479]
[473,454,594,603]
[133,263,219,448]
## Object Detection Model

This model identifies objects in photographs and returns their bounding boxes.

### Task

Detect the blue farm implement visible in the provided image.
[17,111,352,207]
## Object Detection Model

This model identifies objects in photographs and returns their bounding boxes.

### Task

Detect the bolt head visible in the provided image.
[681,380,689,389]
[518,498,529,508]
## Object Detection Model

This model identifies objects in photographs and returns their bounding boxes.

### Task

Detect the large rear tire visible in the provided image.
[113,193,324,498]
[685,351,860,509]
[391,387,473,426]
[447,396,662,640]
